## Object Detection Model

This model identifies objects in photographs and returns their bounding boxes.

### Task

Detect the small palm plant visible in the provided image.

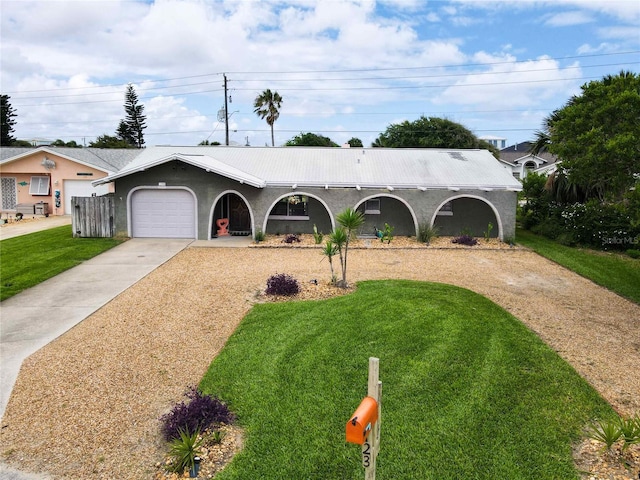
[321,240,338,284]
[618,414,640,451]
[586,418,622,452]
[168,427,203,475]
[333,208,365,288]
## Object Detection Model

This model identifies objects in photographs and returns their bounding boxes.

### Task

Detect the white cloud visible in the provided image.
[544,10,594,27]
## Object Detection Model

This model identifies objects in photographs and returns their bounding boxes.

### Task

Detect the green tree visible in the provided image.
[541,71,640,201]
[330,207,365,288]
[51,139,81,148]
[118,84,147,148]
[372,116,481,150]
[347,137,363,147]
[254,89,283,147]
[89,134,133,149]
[1,95,17,146]
[285,132,338,147]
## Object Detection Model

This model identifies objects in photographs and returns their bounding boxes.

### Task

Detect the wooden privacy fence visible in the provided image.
[72,195,115,238]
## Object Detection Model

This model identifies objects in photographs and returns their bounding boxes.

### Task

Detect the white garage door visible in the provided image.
[131,189,196,238]
[63,180,110,214]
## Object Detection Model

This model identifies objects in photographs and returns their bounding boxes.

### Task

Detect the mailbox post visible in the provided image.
[346,357,382,480]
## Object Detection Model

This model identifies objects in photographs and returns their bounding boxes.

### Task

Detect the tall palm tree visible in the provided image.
[253,89,283,147]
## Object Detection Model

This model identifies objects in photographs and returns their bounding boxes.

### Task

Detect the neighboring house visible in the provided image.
[0,147,138,216]
[499,142,559,180]
[479,135,507,150]
[90,146,522,241]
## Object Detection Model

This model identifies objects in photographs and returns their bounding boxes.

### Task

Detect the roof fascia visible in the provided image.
[93,153,266,188]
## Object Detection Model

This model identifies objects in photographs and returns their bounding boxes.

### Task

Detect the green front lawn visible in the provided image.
[200,280,612,479]
[0,225,124,301]
[516,228,640,304]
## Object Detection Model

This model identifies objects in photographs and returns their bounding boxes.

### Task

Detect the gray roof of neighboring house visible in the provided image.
[0,147,141,173]
[499,142,558,165]
[94,146,523,191]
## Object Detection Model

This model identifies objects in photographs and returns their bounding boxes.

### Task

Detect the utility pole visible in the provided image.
[223,74,229,146]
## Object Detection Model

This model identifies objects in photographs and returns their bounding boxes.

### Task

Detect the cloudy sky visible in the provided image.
[1,0,639,148]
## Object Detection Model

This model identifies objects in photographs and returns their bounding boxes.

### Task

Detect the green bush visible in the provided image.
[626,249,640,259]
[417,223,439,244]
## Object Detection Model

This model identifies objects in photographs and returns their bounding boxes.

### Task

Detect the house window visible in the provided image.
[437,201,453,216]
[29,176,50,195]
[364,199,381,214]
[269,195,309,220]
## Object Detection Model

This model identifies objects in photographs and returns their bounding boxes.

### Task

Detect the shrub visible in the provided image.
[312,224,323,244]
[254,230,265,243]
[282,233,301,244]
[418,223,439,244]
[380,223,394,244]
[452,235,478,246]
[160,386,235,442]
[266,273,300,296]
[167,426,203,474]
[587,418,622,451]
[626,249,640,259]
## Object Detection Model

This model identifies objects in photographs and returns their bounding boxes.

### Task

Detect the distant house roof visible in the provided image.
[0,147,141,173]
[93,146,523,191]
[499,142,558,165]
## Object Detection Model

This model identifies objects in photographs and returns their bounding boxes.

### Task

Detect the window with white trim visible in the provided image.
[29,176,50,195]
[269,195,309,220]
[364,199,381,214]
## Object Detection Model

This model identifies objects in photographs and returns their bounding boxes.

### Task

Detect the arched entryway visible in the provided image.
[354,194,418,237]
[210,191,253,238]
[263,192,333,235]
[431,195,502,239]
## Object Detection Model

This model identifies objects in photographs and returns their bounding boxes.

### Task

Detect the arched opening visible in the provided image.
[210,191,253,238]
[263,192,333,235]
[432,196,501,239]
[354,194,418,237]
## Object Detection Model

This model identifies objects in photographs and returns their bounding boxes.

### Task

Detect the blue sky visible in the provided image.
[1,0,639,148]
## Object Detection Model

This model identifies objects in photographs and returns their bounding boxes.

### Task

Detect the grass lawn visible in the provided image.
[200,280,613,480]
[516,228,640,304]
[0,225,124,301]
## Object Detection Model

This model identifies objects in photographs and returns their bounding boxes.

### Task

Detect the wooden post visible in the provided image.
[363,357,381,480]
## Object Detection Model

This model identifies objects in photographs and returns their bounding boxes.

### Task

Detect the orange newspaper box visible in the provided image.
[346,396,379,445]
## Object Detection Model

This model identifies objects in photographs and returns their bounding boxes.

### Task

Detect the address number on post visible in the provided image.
[362,440,372,468]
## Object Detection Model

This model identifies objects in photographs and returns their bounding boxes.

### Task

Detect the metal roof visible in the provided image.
[0,146,140,173]
[94,146,523,191]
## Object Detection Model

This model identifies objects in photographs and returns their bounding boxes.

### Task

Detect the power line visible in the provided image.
[5,49,639,96]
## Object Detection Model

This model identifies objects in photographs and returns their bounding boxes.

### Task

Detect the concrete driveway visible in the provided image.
[0,238,192,418]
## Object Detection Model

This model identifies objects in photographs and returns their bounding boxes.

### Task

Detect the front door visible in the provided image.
[229,195,250,233]
[1,177,17,210]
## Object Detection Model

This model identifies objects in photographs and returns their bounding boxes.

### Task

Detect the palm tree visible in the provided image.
[333,207,365,288]
[253,89,283,147]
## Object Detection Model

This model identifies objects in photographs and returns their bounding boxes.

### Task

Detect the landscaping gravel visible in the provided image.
[1,238,638,479]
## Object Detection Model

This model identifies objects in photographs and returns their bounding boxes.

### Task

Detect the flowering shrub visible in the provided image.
[160,386,235,441]
[266,273,300,296]
[452,235,478,246]
[561,200,637,249]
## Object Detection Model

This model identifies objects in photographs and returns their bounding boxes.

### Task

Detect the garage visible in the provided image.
[130,188,196,238]
[63,180,110,214]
